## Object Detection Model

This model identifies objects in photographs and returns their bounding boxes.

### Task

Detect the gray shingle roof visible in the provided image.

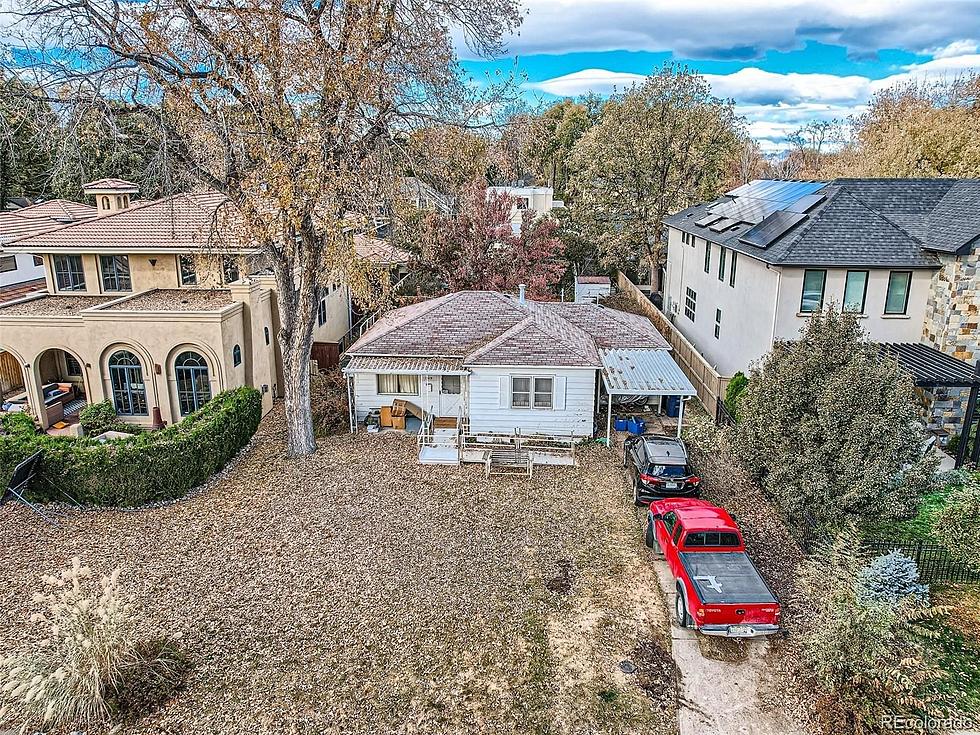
[666,178,980,268]
[346,291,670,368]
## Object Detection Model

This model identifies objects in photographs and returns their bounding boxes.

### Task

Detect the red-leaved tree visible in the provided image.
[421,179,565,299]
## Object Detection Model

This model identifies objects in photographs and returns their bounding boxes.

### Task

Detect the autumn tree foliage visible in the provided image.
[419,179,564,299]
[568,65,741,276]
[24,0,521,454]
[733,309,938,527]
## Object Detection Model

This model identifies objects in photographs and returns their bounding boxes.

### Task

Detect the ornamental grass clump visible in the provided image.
[0,558,184,731]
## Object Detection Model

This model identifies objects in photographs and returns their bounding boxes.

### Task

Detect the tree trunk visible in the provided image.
[281,332,317,456]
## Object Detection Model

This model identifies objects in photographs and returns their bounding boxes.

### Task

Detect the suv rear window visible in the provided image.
[684,531,740,547]
[645,464,689,478]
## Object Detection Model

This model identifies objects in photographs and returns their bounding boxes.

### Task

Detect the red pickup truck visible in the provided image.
[645,498,781,638]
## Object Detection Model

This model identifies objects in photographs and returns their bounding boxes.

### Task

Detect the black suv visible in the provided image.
[623,434,701,505]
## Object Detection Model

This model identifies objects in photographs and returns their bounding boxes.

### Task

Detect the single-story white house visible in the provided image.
[342,288,696,467]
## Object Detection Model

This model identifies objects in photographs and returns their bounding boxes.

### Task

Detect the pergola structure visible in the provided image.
[600,348,697,442]
[879,342,980,468]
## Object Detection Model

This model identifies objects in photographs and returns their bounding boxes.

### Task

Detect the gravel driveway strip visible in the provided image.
[0,407,678,735]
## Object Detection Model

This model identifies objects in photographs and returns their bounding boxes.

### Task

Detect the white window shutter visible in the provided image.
[498,376,509,408]
[554,376,566,410]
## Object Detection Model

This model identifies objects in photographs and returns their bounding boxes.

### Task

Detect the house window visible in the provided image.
[264,326,270,345]
[33,255,43,267]
[885,271,912,315]
[511,377,531,408]
[843,270,869,313]
[800,269,826,313]
[174,351,212,415]
[684,287,697,322]
[681,232,695,246]
[717,247,726,281]
[222,256,240,284]
[179,255,197,285]
[516,198,529,210]
[533,377,554,409]
[232,344,242,367]
[317,299,327,326]
[703,242,711,273]
[108,350,148,416]
[714,309,722,339]
[99,255,131,291]
[64,353,83,377]
[442,375,461,394]
[54,255,86,291]
[377,374,419,395]
[0,255,16,272]
[729,251,737,287]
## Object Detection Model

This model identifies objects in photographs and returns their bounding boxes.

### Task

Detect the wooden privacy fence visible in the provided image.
[615,272,733,413]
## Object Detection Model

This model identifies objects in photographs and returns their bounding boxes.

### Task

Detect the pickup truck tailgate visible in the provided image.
[679,551,777,604]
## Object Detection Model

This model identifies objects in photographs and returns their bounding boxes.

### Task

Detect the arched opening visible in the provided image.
[107,349,148,416]
[30,347,91,430]
[0,348,29,412]
[174,350,212,415]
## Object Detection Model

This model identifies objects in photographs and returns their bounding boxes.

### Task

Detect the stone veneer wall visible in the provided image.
[921,247,979,442]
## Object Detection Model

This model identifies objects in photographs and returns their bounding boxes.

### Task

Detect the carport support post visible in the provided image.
[956,362,979,468]
[606,390,613,446]
[347,374,356,434]
[676,397,685,438]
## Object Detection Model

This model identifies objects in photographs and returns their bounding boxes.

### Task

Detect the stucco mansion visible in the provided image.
[0,179,400,432]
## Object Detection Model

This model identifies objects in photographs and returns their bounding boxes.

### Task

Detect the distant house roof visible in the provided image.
[0,277,47,304]
[353,233,411,265]
[576,275,610,284]
[665,178,980,269]
[345,290,669,369]
[0,199,98,244]
[82,178,140,192]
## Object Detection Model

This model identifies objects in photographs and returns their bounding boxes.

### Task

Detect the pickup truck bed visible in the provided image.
[679,552,777,605]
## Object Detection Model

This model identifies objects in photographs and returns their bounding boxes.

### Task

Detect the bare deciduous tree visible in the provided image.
[20,0,520,454]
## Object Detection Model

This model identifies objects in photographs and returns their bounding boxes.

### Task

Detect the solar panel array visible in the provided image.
[691,179,827,247]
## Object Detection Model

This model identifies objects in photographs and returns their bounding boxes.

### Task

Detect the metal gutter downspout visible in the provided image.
[770,265,782,347]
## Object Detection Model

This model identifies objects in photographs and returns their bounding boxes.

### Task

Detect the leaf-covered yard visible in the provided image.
[0,407,677,735]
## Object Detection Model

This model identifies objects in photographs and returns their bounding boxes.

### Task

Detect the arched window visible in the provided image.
[107,350,148,416]
[232,344,242,367]
[174,351,212,415]
[101,196,110,210]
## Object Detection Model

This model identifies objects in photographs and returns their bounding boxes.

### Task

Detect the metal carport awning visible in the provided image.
[600,348,697,442]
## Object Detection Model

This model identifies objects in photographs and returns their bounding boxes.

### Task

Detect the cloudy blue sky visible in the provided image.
[459,0,980,152]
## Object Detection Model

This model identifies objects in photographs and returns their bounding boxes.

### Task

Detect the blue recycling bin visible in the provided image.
[614,417,628,432]
[626,416,646,435]
[665,396,681,418]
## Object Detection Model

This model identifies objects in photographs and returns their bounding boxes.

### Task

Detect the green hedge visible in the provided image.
[0,387,262,507]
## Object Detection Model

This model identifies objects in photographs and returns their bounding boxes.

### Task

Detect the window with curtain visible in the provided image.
[376,374,419,395]
[99,255,131,291]
[533,377,553,409]
[843,271,868,313]
[800,269,826,313]
[54,255,86,291]
[885,271,912,314]
[511,377,531,408]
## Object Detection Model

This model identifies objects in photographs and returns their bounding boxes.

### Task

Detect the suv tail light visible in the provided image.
[688,476,701,485]
[639,474,663,484]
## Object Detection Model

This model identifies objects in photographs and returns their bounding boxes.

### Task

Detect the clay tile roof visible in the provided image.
[82,178,139,191]
[2,191,251,252]
[353,233,411,265]
[0,199,98,244]
[346,291,670,369]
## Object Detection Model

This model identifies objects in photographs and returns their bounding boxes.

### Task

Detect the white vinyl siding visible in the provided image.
[469,368,594,436]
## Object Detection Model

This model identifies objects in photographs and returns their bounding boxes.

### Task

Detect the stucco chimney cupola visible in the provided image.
[82,178,140,215]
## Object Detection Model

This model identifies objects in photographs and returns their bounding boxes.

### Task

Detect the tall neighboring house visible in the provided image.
[0,178,389,432]
[664,178,980,439]
[487,184,564,234]
[0,199,98,302]
[342,289,696,465]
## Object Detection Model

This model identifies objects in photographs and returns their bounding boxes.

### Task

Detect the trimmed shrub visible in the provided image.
[858,550,929,606]
[723,371,748,418]
[77,401,143,436]
[0,387,262,506]
[933,472,980,572]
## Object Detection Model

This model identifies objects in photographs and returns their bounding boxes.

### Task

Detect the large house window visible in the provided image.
[800,269,826,313]
[54,255,86,291]
[108,350,148,416]
[377,374,419,395]
[703,242,711,273]
[222,256,240,284]
[179,255,197,285]
[99,255,131,292]
[174,351,212,415]
[0,255,16,272]
[510,376,552,409]
[717,247,727,282]
[885,271,912,315]
[843,270,868,313]
[684,287,697,322]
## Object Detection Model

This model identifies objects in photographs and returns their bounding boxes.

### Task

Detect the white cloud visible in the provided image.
[925,39,978,59]
[496,0,980,61]
[526,68,646,95]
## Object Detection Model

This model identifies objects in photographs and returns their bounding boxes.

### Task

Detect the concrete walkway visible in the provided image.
[651,559,806,735]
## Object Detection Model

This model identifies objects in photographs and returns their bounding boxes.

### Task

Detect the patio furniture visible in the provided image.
[1,450,82,525]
